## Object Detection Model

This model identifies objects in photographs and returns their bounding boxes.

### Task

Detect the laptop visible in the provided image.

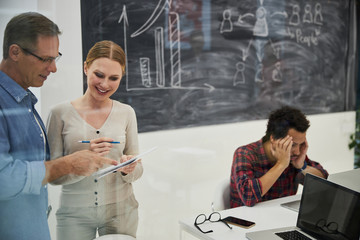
[280,199,300,212]
[246,174,360,240]
[328,168,360,193]
[280,168,360,213]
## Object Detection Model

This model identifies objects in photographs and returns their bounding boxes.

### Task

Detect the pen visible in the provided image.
[78,141,122,144]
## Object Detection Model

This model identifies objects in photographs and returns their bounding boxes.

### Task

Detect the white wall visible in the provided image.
[0,1,356,240]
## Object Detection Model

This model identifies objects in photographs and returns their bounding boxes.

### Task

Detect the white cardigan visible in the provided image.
[46,101,143,207]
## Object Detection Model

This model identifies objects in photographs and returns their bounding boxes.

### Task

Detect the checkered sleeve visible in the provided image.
[306,156,329,178]
[231,147,263,207]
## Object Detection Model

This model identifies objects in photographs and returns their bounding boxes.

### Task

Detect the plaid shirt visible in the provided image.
[230,139,328,207]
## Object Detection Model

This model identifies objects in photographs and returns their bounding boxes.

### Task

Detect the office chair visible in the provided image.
[211,178,231,212]
[93,234,136,240]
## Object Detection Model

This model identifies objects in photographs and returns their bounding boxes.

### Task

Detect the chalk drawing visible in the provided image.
[220,9,233,33]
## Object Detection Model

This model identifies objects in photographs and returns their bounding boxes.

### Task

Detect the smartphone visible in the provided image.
[222,216,255,229]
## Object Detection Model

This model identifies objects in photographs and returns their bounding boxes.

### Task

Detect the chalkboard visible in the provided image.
[80,0,356,133]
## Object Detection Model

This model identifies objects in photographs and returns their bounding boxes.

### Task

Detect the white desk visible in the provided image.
[179,194,301,240]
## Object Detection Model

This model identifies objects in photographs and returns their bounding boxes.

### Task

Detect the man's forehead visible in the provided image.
[35,35,59,53]
[288,128,306,144]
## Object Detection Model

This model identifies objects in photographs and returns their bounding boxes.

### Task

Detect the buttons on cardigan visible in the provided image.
[96,130,100,134]
[94,169,99,206]
[94,179,98,205]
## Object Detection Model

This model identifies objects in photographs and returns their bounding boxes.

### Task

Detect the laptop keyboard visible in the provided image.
[275,230,312,240]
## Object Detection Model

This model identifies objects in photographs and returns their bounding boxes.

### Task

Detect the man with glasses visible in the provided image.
[230,106,328,207]
[0,12,117,240]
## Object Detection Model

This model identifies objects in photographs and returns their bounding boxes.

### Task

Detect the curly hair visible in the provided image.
[262,106,310,142]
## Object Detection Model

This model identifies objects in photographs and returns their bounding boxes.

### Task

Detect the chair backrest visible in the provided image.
[211,178,231,212]
[93,234,136,240]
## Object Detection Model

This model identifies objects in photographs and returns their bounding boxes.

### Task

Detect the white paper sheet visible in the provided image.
[93,146,158,179]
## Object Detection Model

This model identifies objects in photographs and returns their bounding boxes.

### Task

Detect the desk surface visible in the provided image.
[179,194,301,240]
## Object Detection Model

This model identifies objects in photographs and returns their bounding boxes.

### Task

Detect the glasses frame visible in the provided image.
[19,45,62,64]
[316,219,339,234]
[194,212,232,234]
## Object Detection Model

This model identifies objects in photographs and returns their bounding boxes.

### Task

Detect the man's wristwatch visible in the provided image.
[300,161,307,171]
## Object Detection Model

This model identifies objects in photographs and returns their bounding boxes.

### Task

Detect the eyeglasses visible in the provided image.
[316,219,338,234]
[19,45,62,64]
[194,212,232,234]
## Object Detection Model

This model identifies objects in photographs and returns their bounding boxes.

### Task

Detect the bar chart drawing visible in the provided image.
[118,0,213,91]
[154,27,165,87]
[168,12,181,87]
[140,57,151,87]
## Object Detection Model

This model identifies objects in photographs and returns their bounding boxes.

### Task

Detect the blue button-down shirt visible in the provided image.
[0,71,51,240]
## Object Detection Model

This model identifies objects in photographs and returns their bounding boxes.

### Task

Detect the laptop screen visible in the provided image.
[297,174,360,240]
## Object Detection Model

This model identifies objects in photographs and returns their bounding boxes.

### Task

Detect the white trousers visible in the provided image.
[56,198,138,240]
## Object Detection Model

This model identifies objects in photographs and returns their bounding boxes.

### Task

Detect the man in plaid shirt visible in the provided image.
[230,106,328,207]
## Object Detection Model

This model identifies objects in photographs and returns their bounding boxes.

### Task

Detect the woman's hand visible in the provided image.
[89,137,114,156]
[119,155,140,175]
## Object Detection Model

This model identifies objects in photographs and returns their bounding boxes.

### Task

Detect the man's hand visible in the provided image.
[43,150,118,185]
[271,135,293,168]
[68,150,117,176]
[259,135,293,197]
[291,139,309,169]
